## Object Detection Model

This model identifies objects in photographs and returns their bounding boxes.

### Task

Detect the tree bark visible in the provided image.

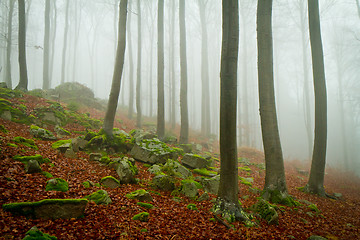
[127,0,134,119]
[5,0,15,89]
[103,0,128,136]
[60,0,70,84]
[257,0,288,197]
[179,0,189,144]
[169,0,176,129]
[49,0,57,84]
[16,0,29,91]
[42,0,50,89]
[136,0,142,127]
[157,0,165,139]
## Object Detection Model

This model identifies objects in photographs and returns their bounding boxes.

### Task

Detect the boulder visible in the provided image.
[0,110,11,121]
[180,180,199,199]
[29,125,57,141]
[126,189,153,202]
[23,226,57,240]
[57,143,71,154]
[45,178,69,192]
[26,160,42,174]
[250,199,278,225]
[163,159,192,179]
[85,190,112,205]
[181,154,209,169]
[197,192,210,202]
[116,158,137,184]
[54,125,70,137]
[2,199,88,219]
[64,148,76,158]
[200,175,220,195]
[148,164,162,175]
[89,153,102,161]
[130,144,175,165]
[100,176,120,189]
[152,174,176,191]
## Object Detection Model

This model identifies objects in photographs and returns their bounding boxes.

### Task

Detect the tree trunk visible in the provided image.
[179,0,189,144]
[198,0,211,137]
[169,0,176,129]
[42,0,50,89]
[136,0,142,127]
[5,0,15,89]
[257,0,288,198]
[157,0,165,139]
[49,0,57,84]
[356,0,360,19]
[305,0,328,196]
[61,0,69,84]
[127,0,134,119]
[103,0,128,136]
[71,0,81,83]
[16,0,29,91]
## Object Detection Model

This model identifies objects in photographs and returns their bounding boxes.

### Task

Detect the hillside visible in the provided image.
[0,87,359,240]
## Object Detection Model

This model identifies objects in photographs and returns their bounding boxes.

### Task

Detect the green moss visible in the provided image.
[137,202,154,209]
[85,190,111,205]
[41,171,53,178]
[82,181,91,188]
[0,124,7,133]
[209,218,216,222]
[181,179,202,189]
[128,160,138,175]
[13,154,50,165]
[264,189,300,207]
[12,136,38,150]
[67,101,80,112]
[193,168,217,177]
[132,212,149,222]
[239,166,252,172]
[85,129,133,153]
[250,199,278,225]
[100,156,111,164]
[45,178,69,192]
[0,88,23,99]
[126,189,149,199]
[51,139,72,149]
[143,164,151,168]
[308,204,320,213]
[23,227,57,240]
[7,143,18,148]
[100,176,120,185]
[140,228,148,233]
[186,203,198,210]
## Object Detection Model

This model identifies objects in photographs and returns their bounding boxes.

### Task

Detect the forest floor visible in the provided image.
[1,93,360,240]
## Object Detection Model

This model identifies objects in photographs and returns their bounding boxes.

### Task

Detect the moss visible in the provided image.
[143,164,151,168]
[51,139,72,149]
[100,156,111,165]
[85,129,133,153]
[181,179,202,189]
[41,171,53,178]
[82,181,91,188]
[85,190,111,205]
[45,178,69,192]
[23,226,57,240]
[0,87,23,99]
[30,125,56,140]
[100,176,120,185]
[137,202,154,209]
[0,124,7,133]
[140,228,148,233]
[239,166,252,172]
[250,199,278,225]
[186,203,198,210]
[132,212,149,222]
[128,160,138,175]
[12,136,38,150]
[7,143,18,148]
[209,218,216,222]
[308,204,320,213]
[193,168,217,177]
[126,189,149,199]
[264,189,300,207]
[13,154,50,165]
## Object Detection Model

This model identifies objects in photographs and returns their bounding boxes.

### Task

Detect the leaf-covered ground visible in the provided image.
[1,94,359,240]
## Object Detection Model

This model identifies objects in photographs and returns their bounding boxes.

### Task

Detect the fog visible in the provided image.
[1,0,359,175]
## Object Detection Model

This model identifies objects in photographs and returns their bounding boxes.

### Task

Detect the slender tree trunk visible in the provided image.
[114,0,119,58]
[356,0,360,19]
[198,0,211,137]
[157,0,165,139]
[136,0,142,127]
[127,1,134,119]
[5,0,15,89]
[16,0,29,91]
[306,0,328,196]
[257,0,288,198]
[61,0,69,84]
[49,0,57,85]
[214,0,248,222]
[42,0,50,89]
[103,0,128,136]
[149,29,154,118]
[170,0,176,129]
[72,0,81,83]
[25,0,32,32]
[179,0,189,144]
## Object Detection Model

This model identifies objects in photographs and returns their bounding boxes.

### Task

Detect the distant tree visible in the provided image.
[304,0,328,196]
[49,0,57,82]
[61,0,70,84]
[356,0,360,19]
[16,0,29,91]
[127,0,134,119]
[257,0,288,200]
[103,0,128,135]
[5,0,15,89]
[136,0,142,127]
[42,0,50,89]
[157,0,165,139]
[179,0,189,144]
[214,0,248,222]
[169,0,176,129]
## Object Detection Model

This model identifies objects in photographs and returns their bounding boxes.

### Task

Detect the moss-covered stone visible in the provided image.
[23,226,57,240]
[126,189,153,202]
[132,212,149,222]
[308,204,320,213]
[41,171,53,178]
[137,202,154,209]
[0,87,23,99]
[13,154,51,165]
[29,125,57,141]
[0,98,30,124]
[85,190,112,205]
[51,139,72,149]
[12,136,38,150]
[193,168,217,177]
[45,178,69,192]
[250,199,278,225]
[100,176,120,189]
[152,174,176,191]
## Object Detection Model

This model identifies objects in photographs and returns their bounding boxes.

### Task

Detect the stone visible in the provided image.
[250,199,278,225]
[85,190,112,205]
[42,111,61,125]
[45,178,69,192]
[54,125,70,137]
[100,176,120,189]
[64,148,76,158]
[23,226,57,240]
[334,192,342,198]
[163,159,192,179]
[148,164,162,175]
[126,189,153,202]
[197,192,210,202]
[152,174,176,191]
[71,137,88,152]
[29,125,57,141]
[89,153,102,161]
[179,144,193,153]
[2,199,88,219]
[26,160,42,174]
[57,143,71,154]
[180,181,199,199]
[0,111,11,121]
[0,82,8,88]
[181,154,209,169]
[116,159,137,184]
[200,175,220,195]
[130,144,174,165]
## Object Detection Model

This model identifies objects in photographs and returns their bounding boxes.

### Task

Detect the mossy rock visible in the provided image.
[29,125,57,141]
[32,103,67,126]
[85,129,133,153]
[0,87,23,99]
[152,174,176,191]
[250,199,278,224]
[41,171,53,178]
[2,199,88,219]
[23,226,57,240]
[137,202,154,209]
[100,176,120,189]
[193,168,217,177]
[0,124,7,133]
[0,98,30,123]
[51,139,72,149]
[126,189,153,202]
[186,204,198,210]
[162,159,192,179]
[45,178,69,192]
[85,190,112,205]
[13,154,51,165]
[308,204,320,213]
[12,136,38,150]
[132,212,149,222]
[263,189,300,207]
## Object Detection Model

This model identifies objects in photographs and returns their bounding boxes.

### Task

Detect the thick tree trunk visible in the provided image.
[136,0,142,127]
[60,0,70,84]
[49,0,57,84]
[5,0,15,89]
[179,0,189,144]
[103,0,128,136]
[157,0,165,139]
[306,0,328,196]
[170,0,176,129]
[356,0,360,19]
[257,0,288,198]
[127,1,134,119]
[42,0,50,89]
[16,0,29,91]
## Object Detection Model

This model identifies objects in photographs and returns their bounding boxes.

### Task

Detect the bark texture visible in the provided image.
[157,0,165,139]
[16,0,29,91]
[42,0,50,89]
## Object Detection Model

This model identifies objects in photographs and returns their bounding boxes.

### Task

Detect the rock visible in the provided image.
[0,82,8,88]
[116,158,137,184]
[54,125,70,137]
[163,159,192,179]
[179,144,193,153]
[126,189,153,202]
[64,148,76,158]
[180,180,199,199]
[334,192,342,198]
[197,192,210,202]
[23,226,57,240]
[29,125,57,141]
[57,143,71,154]
[2,199,87,219]
[130,144,176,165]
[306,236,328,240]
[181,154,209,169]
[132,212,149,222]
[132,129,157,142]
[100,176,120,189]
[0,111,11,121]
[26,160,42,174]
[85,190,112,205]
[148,164,162,175]
[200,175,220,195]
[89,153,102,161]
[250,199,278,225]
[152,174,176,191]
[42,111,62,125]
[45,178,69,192]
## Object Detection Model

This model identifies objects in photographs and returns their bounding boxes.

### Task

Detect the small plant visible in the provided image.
[186,204,198,210]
